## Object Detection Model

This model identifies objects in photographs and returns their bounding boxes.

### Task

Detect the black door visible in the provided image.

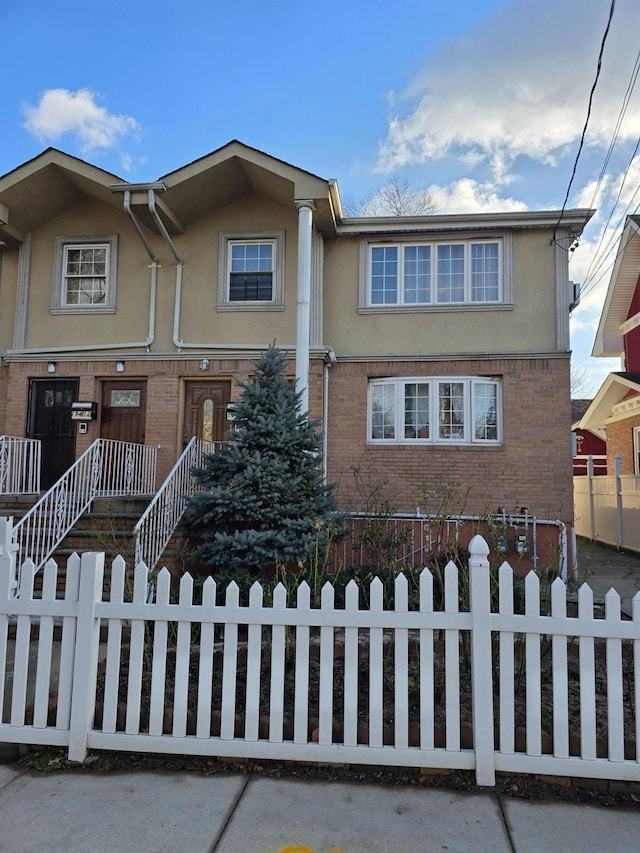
[27,380,78,489]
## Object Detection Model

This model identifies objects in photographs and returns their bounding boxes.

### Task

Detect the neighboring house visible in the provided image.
[571,398,607,475]
[578,215,640,474]
[0,142,593,539]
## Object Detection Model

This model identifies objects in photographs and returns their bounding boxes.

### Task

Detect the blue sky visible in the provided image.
[3,0,640,395]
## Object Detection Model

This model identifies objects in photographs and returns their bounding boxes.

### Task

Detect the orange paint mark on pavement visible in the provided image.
[280,847,346,853]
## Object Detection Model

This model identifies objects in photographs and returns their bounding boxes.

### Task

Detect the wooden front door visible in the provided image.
[183,381,231,446]
[27,379,79,489]
[101,381,147,444]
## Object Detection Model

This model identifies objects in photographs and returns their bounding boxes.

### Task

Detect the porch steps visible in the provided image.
[53,497,192,574]
[0,496,192,591]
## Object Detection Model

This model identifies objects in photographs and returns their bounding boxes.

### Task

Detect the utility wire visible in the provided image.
[584,46,640,214]
[580,187,640,301]
[552,0,616,247]
[581,147,640,300]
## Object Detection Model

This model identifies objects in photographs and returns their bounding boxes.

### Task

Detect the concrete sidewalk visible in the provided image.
[575,537,640,615]
[1,763,639,853]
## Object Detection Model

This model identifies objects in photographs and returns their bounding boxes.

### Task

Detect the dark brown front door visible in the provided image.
[183,381,231,446]
[27,379,79,489]
[101,381,147,444]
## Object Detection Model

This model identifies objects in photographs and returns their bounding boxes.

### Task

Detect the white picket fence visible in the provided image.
[1,537,639,786]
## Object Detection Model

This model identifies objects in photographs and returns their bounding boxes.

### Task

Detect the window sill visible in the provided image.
[50,306,116,315]
[217,303,285,312]
[368,440,503,448]
[358,303,513,314]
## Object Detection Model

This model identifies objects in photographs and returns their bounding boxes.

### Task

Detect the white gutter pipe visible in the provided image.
[7,191,158,357]
[295,201,315,414]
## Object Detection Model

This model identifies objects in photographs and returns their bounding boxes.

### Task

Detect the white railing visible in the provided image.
[7,439,157,573]
[0,437,41,495]
[134,437,215,572]
[574,454,640,553]
[1,537,638,787]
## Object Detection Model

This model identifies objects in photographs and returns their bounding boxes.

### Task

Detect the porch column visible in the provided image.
[295,200,315,415]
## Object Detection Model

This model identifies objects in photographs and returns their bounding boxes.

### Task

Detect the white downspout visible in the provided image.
[295,201,315,415]
[7,191,157,357]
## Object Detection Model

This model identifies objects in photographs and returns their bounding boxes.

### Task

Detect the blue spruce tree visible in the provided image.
[188,345,338,574]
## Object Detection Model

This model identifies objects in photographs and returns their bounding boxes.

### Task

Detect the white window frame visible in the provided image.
[51,235,118,313]
[217,230,285,311]
[360,234,511,311]
[368,376,502,446]
[634,426,640,475]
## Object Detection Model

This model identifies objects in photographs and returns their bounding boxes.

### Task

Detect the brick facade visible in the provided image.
[605,411,640,474]
[1,354,327,483]
[325,356,573,523]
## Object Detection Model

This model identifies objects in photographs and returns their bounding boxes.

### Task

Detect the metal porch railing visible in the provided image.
[0,436,41,495]
[8,438,157,575]
[134,437,215,573]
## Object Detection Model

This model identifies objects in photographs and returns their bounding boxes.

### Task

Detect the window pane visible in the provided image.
[371,384,396,439]
[473,382,498,441]
[231,243,273,272]
[63,244,109,305]
[438,382,465,439]
[404,382,429,438]
[229,243,274,300]
[111,390,141,407]
[437,245,465,303]
[404,245,431,303]
[229,272,273,301]
[202,399,214,442]
[471,243,499,302]
[371,246,398,304]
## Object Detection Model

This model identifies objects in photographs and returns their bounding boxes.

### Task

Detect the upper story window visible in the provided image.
[51,235,117,313]
[218,230,285,311]
[634,427,640,475]
[362,237,508,310]
[369,376,501,445]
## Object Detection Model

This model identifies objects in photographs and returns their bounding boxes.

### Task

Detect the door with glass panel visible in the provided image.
[101,381,147,445]
[183,381,231,447]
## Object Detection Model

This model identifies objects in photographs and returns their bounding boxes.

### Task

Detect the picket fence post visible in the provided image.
[0,517,18,595]
[468,534,496,786]
[67,552,105,763]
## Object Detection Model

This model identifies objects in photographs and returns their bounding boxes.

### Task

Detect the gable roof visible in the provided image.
[578,371,640,430]
[0,141,342,244]
[592,215,640,358]
[0,148,125,245]
[0,141,594,248]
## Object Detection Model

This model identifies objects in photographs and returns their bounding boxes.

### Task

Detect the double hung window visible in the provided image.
[52,235,117,312]
[369,377,501,445]
[218,230,285,310]
[366,239,502,307]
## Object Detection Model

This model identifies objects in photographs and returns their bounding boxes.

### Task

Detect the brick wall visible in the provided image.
[325,356,574,524]
[605,412,640,474]
[0,353,327,483]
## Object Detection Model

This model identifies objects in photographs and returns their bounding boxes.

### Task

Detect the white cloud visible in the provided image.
[377,0,640,182]
[428,178,527,214]
[24,88,140,154]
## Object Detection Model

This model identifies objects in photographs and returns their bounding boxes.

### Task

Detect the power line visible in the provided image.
[584,46,640,214]
[552,0,616,248]
[580,147,640,300]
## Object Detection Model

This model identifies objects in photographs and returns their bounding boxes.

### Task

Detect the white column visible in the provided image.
[296,201,315,415]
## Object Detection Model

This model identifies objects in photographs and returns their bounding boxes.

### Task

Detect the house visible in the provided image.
[571,398,607,475]
[578,216,640,475]
[0,142,593,564]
